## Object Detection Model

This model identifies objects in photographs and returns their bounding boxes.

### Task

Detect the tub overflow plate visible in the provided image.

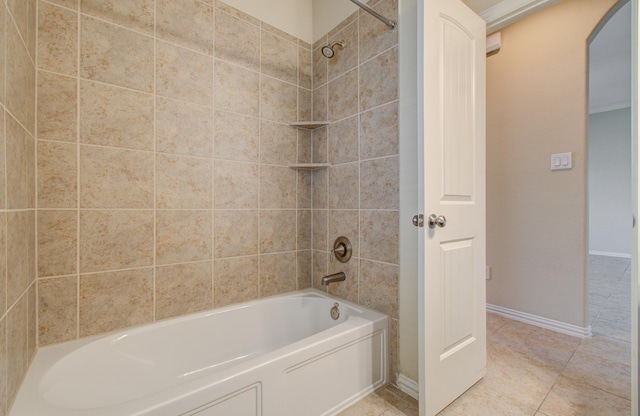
[330,302,340,320]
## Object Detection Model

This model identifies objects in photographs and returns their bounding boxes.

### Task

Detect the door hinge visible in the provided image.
[412,214,424,227]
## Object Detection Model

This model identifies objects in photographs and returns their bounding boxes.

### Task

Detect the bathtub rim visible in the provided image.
[11,288,389,416]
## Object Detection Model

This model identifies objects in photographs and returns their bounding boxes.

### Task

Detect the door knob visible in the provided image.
[428,214,446,229]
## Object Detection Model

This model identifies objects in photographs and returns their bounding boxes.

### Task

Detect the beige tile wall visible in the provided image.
[310,0,400,381]
[1,0,38,414]
[36,0,313,351]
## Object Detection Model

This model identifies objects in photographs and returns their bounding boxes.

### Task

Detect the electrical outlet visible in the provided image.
[486,266,491,280]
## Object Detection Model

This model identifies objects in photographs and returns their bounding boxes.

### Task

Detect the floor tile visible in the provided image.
[437,380,536,416]
[563,347,631,400]
[488,320,580,372]
[483,347,559,410]
[576,336,631,366]
[539,376,631,416]
[486,312,510,334]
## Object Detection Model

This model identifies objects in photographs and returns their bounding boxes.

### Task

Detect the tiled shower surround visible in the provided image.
[0,0,400,412]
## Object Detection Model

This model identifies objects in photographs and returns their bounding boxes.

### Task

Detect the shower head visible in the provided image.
[321,41,345,58]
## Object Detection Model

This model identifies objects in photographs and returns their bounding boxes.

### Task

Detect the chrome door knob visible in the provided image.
[428,214,447,229]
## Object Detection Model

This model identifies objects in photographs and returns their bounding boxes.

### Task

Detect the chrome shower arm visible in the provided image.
[349,0,396,29]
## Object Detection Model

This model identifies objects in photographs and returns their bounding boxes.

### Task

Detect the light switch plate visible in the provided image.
[551,152,572,170]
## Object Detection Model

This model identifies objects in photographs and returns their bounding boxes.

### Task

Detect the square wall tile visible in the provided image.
[37,210,77,278]
[328,69,358,121]
[38,71,77,142]
[7,211,35,306]
[0,2,6,105]
[359,0,398,63]
[312,127,327,163]
[6,23,35,134]
[0,317,7,415]
[6,115,35,209]
[80,210,154,273]
[156,153,212,210]
[359,46,398,111]
[156,0,214,55]
[261,76,298,123]
[360,259,398,318]
[155,261,212,320]
[38,276,77,345]
[360,101,398,160]
[329,115,359,164]
[260,121,298,166]
[47,0,77,9]
[214,256,259,307]
[312,85,328,122]
[80,81,154,151]
[214,60,259,117]
[81,16,154,93]
[214,210,259,258]
[360,156,399,210]
[260,165,297,209]
[328,163,359,210]
[37,140,77,209]
[80,146,154,209]
[0,213,5,315]
[312,44,327,88]
[214,10,260,72]
[38,1,77,76]
[260,252,296,297]
[312,168,328,209]
[297,210,311,250]
[328,21,358,81]
[213,160,259,209]
[360,210,399,264]
[214,110,259,162]
[157,98,213,158]
[156,210,212,265]
[329,210,359,258]
[327,255,358,304]
[261,30,297,85]
[299,46,312,90]
[298,88,312,122]
[80,0,153,34]
[156,41,213,106]
[297,171,312,209]
[7,295,28,409]
[260,210,296,254]
[297,250,312,289]
[312,209,327,251]
[79,268,153,337]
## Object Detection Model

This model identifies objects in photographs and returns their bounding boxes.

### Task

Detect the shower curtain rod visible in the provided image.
[349,0,396,29]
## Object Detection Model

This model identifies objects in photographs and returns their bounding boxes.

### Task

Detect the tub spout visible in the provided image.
[321,272,346,286]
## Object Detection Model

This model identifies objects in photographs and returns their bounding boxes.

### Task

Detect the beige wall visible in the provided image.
[1,0,38,413]
[486,0,618,327]
[35,0,314,348]
[310,0,400,381]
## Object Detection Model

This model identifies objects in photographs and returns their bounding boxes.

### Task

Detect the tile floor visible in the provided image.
[338,255,632,416]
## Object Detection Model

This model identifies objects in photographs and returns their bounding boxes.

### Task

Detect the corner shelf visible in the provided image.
[288,163,330,171]
[289,121,330,130]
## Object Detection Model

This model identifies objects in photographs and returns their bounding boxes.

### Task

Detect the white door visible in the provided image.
[417,1,486,415]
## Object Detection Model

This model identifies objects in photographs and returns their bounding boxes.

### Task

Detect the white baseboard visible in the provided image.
[487,304,592,338]
[396,373,419,400]
[589,250,631,259]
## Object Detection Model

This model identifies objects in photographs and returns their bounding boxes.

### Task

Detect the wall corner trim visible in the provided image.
[396,373,419,400]
[481,0,562,33]
[487,304,592,338]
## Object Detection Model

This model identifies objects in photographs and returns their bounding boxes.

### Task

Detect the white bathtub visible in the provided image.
[11,289,388,416]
